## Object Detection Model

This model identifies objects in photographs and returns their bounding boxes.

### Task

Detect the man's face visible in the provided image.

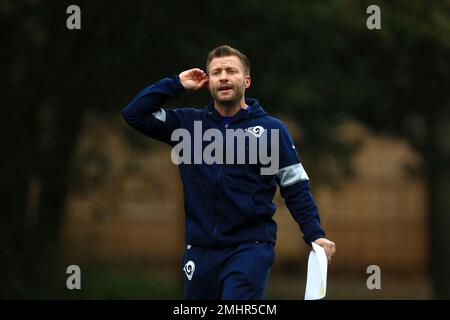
[207,55,251,106]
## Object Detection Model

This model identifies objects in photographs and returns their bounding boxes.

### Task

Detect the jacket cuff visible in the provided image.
[304,230,326,246]
[169,75,186,96]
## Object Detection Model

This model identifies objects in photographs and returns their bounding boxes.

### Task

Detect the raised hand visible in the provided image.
[179,68,209,91]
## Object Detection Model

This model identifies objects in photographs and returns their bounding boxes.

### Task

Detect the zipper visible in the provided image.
[212,164,222,240]
[212,121,225,242]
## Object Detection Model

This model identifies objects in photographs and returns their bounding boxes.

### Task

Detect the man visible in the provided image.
[122,45,336,300]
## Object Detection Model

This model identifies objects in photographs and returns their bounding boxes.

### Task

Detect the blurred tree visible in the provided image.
[1,0,449,298]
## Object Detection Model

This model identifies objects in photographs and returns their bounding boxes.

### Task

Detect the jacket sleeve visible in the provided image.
[121,75,185,146]
[275,124,325,245]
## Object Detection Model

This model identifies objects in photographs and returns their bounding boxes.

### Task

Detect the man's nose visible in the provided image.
[219,71,229,81]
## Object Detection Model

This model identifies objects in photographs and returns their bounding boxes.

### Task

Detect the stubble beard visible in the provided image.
[211,83,245,109]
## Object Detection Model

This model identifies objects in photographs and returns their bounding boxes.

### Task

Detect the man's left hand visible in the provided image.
[313,238,336,264]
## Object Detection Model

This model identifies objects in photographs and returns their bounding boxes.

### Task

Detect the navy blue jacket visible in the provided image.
[122,75,325,248]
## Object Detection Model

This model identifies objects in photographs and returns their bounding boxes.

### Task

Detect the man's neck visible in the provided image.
[214,98,248,117]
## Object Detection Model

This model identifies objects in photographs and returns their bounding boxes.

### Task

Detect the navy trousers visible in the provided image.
[181,241,275,300]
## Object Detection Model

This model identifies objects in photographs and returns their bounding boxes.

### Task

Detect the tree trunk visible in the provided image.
[0,100,84,298]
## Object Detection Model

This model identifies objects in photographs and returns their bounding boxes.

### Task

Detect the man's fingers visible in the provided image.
[193,77,208,89]
[324,243,335,262]
[183,68,206,80]
[192,68,205,73]
[200,78,209,87]
[313,238,336,264]
[329,245,336,257]
[191,68,206,78]
[195,73,207,83]
[179,68,208,90]
[325,247,332,262]
[327,242,336,256]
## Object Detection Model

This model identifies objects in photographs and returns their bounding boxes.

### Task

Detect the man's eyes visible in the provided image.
[212,69,238,75]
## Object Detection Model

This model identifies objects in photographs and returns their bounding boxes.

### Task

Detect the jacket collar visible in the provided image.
[205,98,268,123]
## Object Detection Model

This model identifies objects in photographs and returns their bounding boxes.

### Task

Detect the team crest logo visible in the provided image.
[183,261,195,280]
[245,126,265,138]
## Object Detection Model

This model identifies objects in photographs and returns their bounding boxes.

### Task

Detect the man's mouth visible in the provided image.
[218,85,233,92]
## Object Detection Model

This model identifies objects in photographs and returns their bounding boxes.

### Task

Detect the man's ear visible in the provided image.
[245,75,251,89]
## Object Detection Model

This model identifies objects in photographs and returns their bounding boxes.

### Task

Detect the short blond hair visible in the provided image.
[206,45,251,75]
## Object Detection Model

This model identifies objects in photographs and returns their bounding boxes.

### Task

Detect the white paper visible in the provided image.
[304,242,328,300]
